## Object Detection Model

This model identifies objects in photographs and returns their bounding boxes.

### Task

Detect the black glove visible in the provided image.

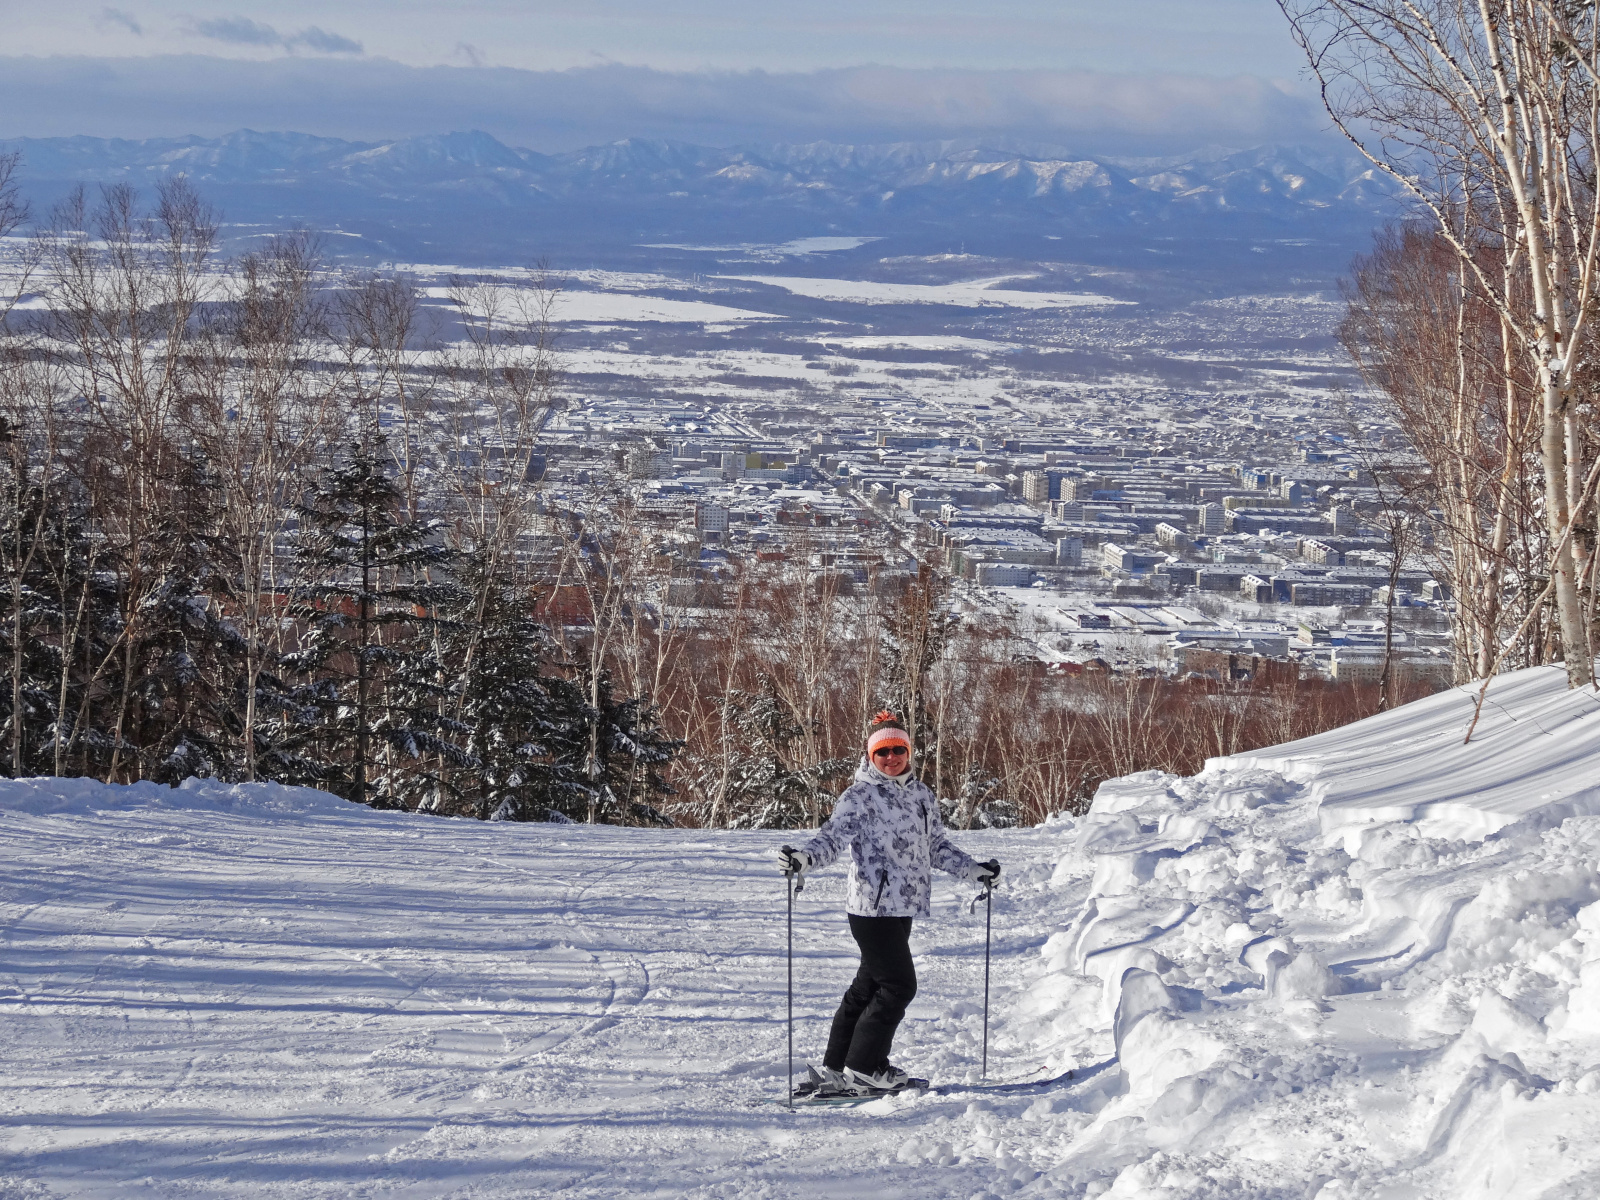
[964,859,1001,886]
[778,845,810,878]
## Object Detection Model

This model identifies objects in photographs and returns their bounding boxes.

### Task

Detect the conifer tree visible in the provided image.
[443,552,587,820]
[136,585,241,783]
[572,658,681,825]
[118,454,241,783]
[287,435,465,807]
[688,677,844,828]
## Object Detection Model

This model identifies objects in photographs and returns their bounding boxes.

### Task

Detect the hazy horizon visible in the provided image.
[5,3,1328,155]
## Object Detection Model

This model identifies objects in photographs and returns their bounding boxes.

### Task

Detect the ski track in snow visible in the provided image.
[7,665,1600,1197]
[0,789,1070,1199]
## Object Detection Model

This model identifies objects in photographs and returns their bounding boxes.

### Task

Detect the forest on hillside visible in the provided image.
[0,164,1406,828]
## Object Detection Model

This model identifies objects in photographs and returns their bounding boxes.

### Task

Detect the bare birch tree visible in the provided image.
[550,488,648,822]
[1282,0,1600,684]
[0,151,40,326]
[759,538,849,825]
[42,179,218,779]
[335,273,432,518]
[437,268,562,713]
[191,231,336,777]
[0,346,66,775]
[1341,227,1546,679]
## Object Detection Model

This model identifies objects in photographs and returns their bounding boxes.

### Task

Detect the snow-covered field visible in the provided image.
[640,238,882,257]
[818,335,1019,353]
[715,275,1130,309]
[6,663,1600,1198]
[417,284,781,327]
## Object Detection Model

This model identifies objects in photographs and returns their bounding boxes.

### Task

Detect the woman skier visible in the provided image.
[777,710,1000,1096]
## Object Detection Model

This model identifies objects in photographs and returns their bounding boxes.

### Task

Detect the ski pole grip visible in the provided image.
[781,845,805,893]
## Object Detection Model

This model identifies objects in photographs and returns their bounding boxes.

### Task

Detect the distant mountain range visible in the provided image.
[1,129,1402,268]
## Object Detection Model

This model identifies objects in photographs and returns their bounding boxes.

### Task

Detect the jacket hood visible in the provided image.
[855,755,913,787]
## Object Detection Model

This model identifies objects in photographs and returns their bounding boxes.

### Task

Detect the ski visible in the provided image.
[930,1059,1116,1096]
[760,1059,1116,1109]
[760,1078,930,1108]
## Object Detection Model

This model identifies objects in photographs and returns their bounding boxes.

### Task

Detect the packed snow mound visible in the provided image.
[0,774,356,818]
[1230,662,1600,842]
[1004,661,1600,1198]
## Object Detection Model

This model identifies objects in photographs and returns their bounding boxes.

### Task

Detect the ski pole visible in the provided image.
[787,866,794,1109]
[781,845,802,1109]
[981,877,993,1082]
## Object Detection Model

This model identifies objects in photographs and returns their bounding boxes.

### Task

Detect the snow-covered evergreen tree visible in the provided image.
[571,659,681,825]
[441,553,587,821]
[110,453,245,784]
[286,436,466,808]
[686,677,844,829]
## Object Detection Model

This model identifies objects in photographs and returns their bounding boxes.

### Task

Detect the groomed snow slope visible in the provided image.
[0,777,1067,1200]
[5,662,1600,1198]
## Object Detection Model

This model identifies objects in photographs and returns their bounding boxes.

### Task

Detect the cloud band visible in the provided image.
[0,56,1324,154]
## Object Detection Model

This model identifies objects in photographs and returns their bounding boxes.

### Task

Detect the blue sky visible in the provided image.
[18,1,1304,75]
[5,2,1326,151]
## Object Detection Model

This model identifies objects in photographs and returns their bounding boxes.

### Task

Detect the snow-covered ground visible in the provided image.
[418,285,782,327]
[6,663,1600,1198]
[0,778,1062,1199]
[640,237,882,257]
[715,275,1129,309]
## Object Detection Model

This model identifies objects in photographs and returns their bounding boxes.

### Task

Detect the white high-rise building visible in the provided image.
[694,503,729,534]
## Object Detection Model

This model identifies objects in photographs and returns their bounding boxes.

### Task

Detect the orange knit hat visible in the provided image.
[866,710,911,756]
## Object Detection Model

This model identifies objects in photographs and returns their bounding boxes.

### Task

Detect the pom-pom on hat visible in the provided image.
[866,710,911,756]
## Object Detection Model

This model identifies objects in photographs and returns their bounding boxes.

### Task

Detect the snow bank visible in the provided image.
[0,774,357,818]
[1232,664,1600,843]
[1000,662,1600,1198]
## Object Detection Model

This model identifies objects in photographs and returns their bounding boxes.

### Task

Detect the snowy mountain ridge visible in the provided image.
[4,129,1392,217]
[0,129,1398,262]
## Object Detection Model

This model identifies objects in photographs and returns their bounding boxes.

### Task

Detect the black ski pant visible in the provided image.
[824,914,917,1074]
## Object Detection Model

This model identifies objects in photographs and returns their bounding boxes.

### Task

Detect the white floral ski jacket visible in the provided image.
[799,759,977,918]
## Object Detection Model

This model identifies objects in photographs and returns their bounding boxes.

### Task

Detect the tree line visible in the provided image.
[551,521,1410,829]
[0,167,680,821]
[0,161,1411,829]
